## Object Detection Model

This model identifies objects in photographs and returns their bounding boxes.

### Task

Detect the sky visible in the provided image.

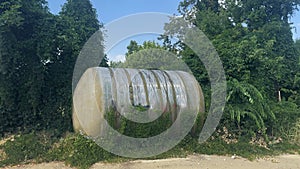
[47,0,300,62]
[48,0,181,23]
[48,0,181,62]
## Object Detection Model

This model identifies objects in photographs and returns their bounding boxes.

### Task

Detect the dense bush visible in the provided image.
[1,132,299,169]
[0,0,103,136]
[269,101,300,141]
[48,133,114,169]
[0,133,51,166]
[0,133,115,169]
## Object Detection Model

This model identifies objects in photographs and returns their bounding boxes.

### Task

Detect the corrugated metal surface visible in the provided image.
[73,67,205,137]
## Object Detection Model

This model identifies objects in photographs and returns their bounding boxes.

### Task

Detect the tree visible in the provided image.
[0,23,22,133]
[289,40,300,106]
[0,0,51,133]
[0,0,106,134]
[41,0,105,131]
[164,0,300,140]
[175,0,300,99]
[116,40,187,71]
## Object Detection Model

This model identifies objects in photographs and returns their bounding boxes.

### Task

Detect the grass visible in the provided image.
[0,132,299,169]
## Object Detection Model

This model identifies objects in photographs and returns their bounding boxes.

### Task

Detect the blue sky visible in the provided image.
[48,0,181,23]
[48,0,181,62]
[48,0,300,62]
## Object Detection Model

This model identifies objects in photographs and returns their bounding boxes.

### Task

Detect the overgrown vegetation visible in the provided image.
[0,131,299,169]
[0,0,108,135]
[0,0,300,168]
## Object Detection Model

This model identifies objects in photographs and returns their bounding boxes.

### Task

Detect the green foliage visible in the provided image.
[0,0,300,167]
[0,133,51,166]
[60,0,100,44]
[0,0,24,27]
[0,132,114,169]
[48,133,113,169]
[270,101,300,142]
[114,40,188,71]
[104,108,173,138]
[195,140,268,160]
[0,0,52,134]
[289,118,300,145]
[225,79,275,140]
[165,0,300,144]
[1,130,300,168]
[0,0,105,135]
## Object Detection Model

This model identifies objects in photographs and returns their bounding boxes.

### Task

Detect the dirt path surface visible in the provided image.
[2,154,300,169]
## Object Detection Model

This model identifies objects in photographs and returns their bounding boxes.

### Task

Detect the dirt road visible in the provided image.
[2,154,300,169]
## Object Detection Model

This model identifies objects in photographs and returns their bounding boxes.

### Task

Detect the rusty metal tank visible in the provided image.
[73,67,205,137]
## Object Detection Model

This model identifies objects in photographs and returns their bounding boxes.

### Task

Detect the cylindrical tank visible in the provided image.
[73,67,204,137]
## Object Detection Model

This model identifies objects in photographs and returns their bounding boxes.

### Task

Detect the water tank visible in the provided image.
[73,67,204,137]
